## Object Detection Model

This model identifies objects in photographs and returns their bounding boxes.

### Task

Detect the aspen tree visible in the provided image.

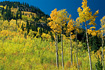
[74,17,81,70]
[77,0,99,70]
[100,16,105,70]
[48,8,61,68]
[57,9,69,69]
[67,18,74,66]
[48,9,69,69]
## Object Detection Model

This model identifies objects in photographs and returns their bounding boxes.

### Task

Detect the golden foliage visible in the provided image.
[71,34,76,39]
[48,8,69,34]
[9,19,18,31]
[89,26,96,30]
[22,11,36,17]
[100,16,105,34]
[2,20,9,30]
[67,19,74,33]
[0,5,3,8]
[4,5,7,9]
[74,17,82,33]
[77,7,82,13]
[77,0,99,26]
[28,29,36,38]
[91,30,97,36]
[11,8,18,14]
[88,29,97,36]
[41,33,51,40]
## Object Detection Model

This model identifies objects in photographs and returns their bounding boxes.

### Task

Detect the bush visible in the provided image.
[95,56,103,70]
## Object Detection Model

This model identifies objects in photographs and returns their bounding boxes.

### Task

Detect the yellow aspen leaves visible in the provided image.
[81,0,87,8]
[93,10,99,16]
[76,28,80,33]
[91,30,97,36]
[89,26,96,30]
[87,29,92,35]
[71,34,76,39]
[100,16,105,39]
[102,24,105,28]
[88,26,97,36]
[41,33,51,40]
[2,20,9,30]
[47,18,51,21]
[67,19,74,33]
[100,16,105,30]
[74,17,82,33]
[77,0,99,26]
[71,32,73,35]
[9,19,18,31]
[75,17,81,27]
[48,8,69,34]
[4,5,7,9]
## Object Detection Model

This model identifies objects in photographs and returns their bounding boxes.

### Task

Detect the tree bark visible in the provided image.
[55,33,59,68]
[70,32,73,66]
[85,23,92,70]
[102,32,104,70]
[75,31,79,70]
[61,31,64,69]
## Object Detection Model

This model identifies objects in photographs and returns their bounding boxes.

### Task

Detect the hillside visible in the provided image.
[0,1,49,18]
[0,1,49,24]
[0,1,51,38]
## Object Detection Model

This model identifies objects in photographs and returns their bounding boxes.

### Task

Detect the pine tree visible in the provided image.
[20,10,22,19]
[16,11,18,20]
[5,6,12,20]
[1,7,4,15]
[26,20,30,34]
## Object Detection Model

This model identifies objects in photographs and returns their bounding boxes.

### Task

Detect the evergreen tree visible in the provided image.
[21,24,24,31]
[19,10,22,19]
[50,32,54,41]
[26,20,30,34]
[1,7,4,15]
[16,11,18,20]
[5,6,12,20]
[39,27,42,37]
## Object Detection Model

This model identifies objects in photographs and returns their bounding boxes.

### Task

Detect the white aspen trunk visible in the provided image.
[61,31,64,69]
[75,31,79,70]
[85,23,92,70]
[55,33,59,68]
[102,32,104,70]
[70,32,73,66]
